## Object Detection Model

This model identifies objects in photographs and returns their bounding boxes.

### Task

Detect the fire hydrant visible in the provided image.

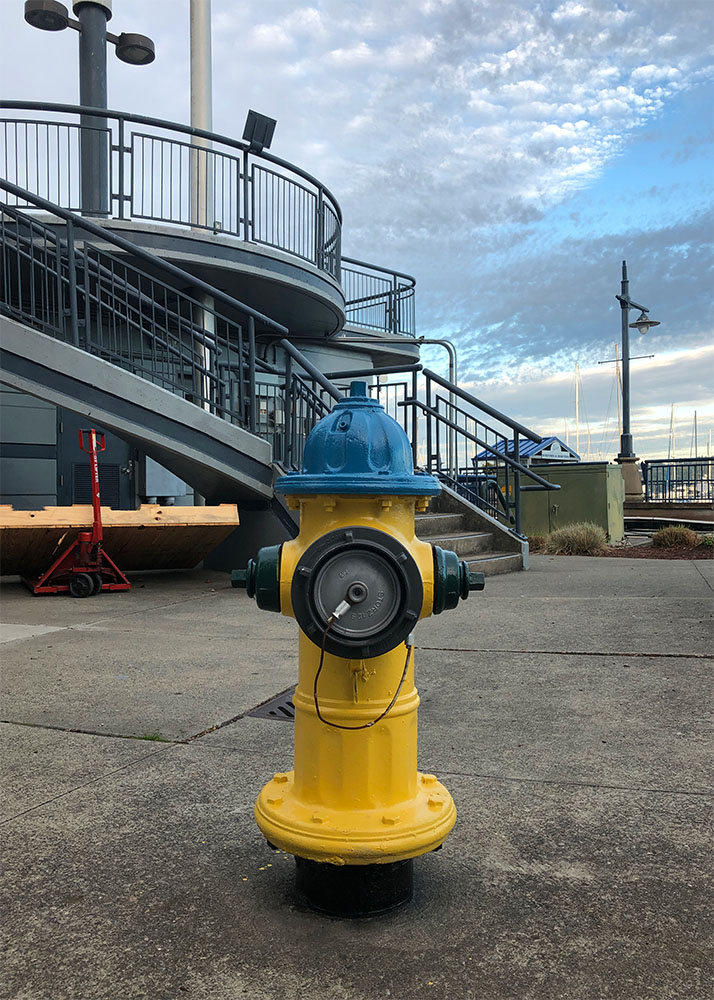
[233,381,484,915]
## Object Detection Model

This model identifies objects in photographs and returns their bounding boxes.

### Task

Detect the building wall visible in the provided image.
[0,388,57,509]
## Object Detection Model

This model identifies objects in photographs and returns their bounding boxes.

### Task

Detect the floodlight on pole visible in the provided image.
[113,32,155,64]
[23,0,155,215]
[24,0,73,31]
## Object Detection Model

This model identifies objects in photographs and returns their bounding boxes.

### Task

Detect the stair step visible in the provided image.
[415,513,467,536]
[465,551,523,576]
[427,531,493,556]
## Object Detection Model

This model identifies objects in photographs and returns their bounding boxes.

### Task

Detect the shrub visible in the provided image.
[652,525,701,549]
[528,535,546,553]
[544,522,607,556]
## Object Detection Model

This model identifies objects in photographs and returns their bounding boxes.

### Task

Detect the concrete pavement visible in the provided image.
[1,554,712,1000]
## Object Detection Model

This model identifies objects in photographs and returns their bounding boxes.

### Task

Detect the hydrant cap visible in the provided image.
[275,381,441,496]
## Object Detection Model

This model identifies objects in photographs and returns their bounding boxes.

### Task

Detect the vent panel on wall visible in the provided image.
[72,464,121,508]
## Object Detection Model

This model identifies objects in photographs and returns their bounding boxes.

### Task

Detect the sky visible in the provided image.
[1,0,712,459]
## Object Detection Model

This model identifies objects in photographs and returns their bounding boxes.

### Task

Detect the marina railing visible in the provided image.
[0,101,342,281]
[641,458,714,503]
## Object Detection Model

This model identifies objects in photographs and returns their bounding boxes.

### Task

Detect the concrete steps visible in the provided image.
[415,504,524,576]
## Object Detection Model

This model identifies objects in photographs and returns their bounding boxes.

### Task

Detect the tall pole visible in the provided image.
[618,260,633,459]
[190,0,213,228]
[190,0,214,502]
[75,0,111,216]
[614,259,659,500]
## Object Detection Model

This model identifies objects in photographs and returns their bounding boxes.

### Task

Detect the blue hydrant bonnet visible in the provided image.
[275,381,441,496]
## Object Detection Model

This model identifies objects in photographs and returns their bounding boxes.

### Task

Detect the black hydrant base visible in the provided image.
[294,856,414,917]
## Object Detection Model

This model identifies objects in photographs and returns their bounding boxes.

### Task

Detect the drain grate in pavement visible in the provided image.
[248,687,296,721]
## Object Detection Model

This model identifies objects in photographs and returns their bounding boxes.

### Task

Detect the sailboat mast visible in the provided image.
[575,363,580,458]
[667,404,674,462]
[614,344,622,439]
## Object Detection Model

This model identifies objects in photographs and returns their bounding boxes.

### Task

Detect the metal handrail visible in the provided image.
[421,368,542,444]
[341,256,416,338]
[1,185,342,470]
[0,177,287,335]
[0,100,342,278]
[0,100,343,220]
[1,102,425,340]
[401,397,554,489]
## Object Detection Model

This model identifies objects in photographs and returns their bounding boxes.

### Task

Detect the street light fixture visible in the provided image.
[23,0,155,215]
[629,310,660,337]
[614,259,661,500]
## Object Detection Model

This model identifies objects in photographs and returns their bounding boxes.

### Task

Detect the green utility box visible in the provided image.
[517,462,624,541]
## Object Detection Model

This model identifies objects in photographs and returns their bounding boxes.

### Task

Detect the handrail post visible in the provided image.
[425,373,433,473]
[248,315,257,433]
[284,352,293,469]
[411,368,418,468]
[116,116,125,219]
[242,149,251,242]
[391,272,397,336]
[66,218,79,347]
[316,188,324,269]
[513,434,522,535]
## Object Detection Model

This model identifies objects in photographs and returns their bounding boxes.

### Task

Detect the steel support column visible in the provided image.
[75,0,110,216]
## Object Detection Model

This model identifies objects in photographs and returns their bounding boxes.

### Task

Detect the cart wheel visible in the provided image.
[69,573,94,598]
[91,573,104,595]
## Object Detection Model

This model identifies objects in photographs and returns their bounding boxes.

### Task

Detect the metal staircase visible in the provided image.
[1,179,555,570]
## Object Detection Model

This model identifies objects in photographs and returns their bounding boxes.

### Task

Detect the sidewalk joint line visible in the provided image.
[417,646,713,660]
[0,742,178,826]
[691,560,714,593]
[0,719,183,743]
[437,768,713,797]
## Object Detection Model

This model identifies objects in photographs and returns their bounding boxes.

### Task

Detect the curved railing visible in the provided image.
[341,257,416,338]
[0,101,342,280]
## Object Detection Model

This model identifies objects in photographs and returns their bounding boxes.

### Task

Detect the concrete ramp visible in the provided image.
[0,504,239,576]
[0,316,274,505]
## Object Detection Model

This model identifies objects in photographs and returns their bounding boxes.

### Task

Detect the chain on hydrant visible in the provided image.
[232,381,484,916]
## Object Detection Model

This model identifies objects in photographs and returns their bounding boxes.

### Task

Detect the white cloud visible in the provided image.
[1,0,711,419]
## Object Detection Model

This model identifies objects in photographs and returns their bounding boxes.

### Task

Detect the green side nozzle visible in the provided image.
[466,570,486,593]
[231,560,256,599]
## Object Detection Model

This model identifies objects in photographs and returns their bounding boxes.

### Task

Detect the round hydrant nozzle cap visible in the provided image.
[231,568,248,588]
[468,571,486,592]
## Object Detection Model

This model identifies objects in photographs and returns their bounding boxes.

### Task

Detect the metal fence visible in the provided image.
[341,257,415,337]
[0,182,341,471]
[642,458,714,503]
[0,102,343,280]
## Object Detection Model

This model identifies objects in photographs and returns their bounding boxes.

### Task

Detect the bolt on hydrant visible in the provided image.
[233,381,484,916]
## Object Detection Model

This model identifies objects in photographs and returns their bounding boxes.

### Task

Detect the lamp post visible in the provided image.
[615,259,660,499]
[24,0,155,216]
